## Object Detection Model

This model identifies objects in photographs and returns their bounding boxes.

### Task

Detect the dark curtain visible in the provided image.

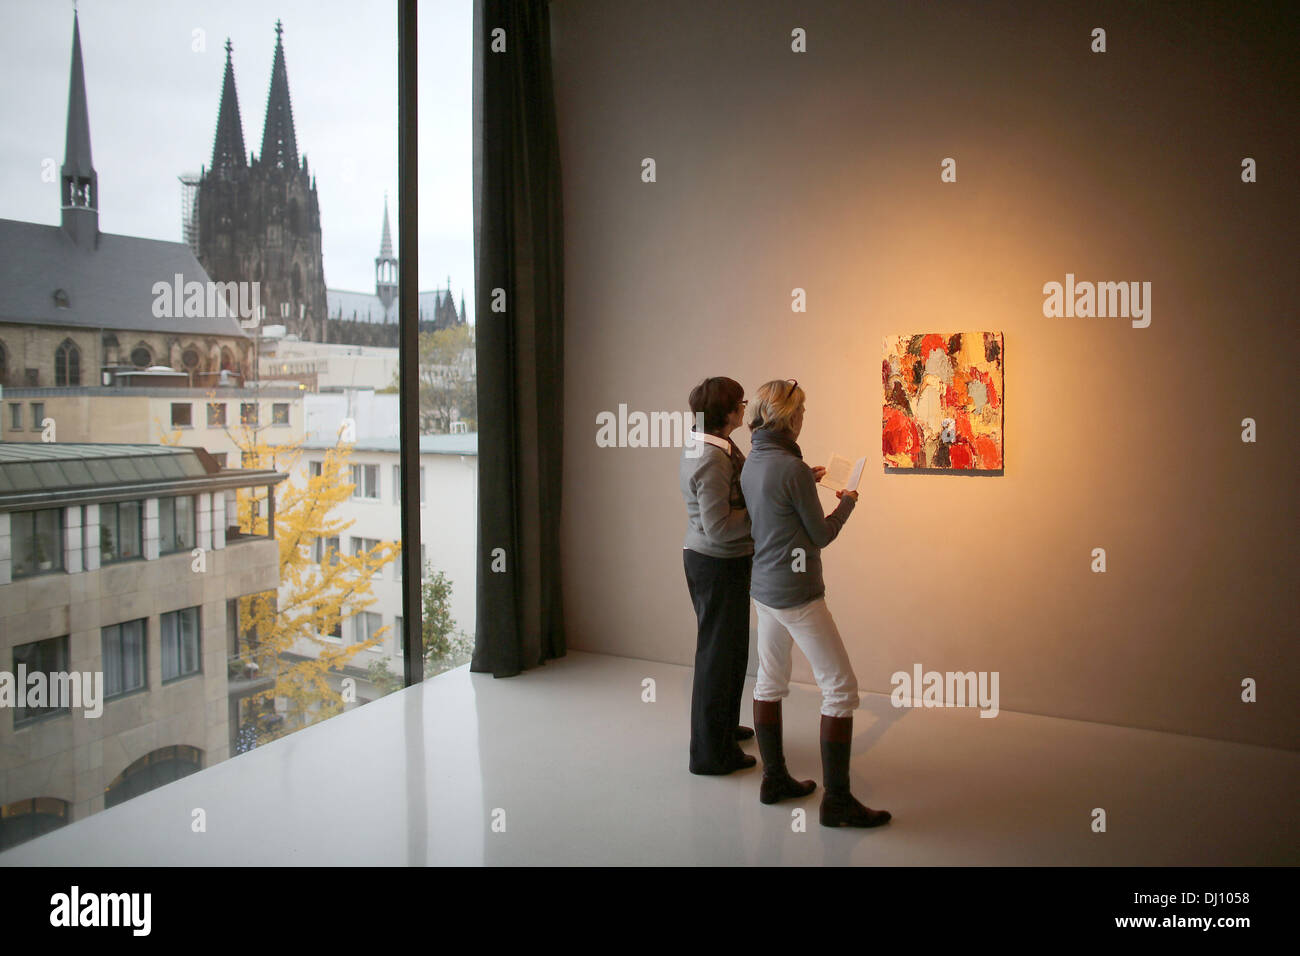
[470,0,566,677]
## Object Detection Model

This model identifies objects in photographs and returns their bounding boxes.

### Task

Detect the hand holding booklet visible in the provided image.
[818,453,866,494]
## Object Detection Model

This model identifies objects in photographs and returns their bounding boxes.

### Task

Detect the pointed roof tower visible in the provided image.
[61,11,98,247]
[375,193,398,310]
[211,38,247,169]
[379,196,395,259]
[260,19,299,169]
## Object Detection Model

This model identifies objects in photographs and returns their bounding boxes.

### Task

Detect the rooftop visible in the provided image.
[0,219,251,339]
[0,441,285,509]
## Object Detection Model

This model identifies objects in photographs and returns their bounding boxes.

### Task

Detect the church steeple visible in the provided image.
[211,38,247,170]
[61,11,98,248]
[260,20,299,169]
[375,194,398,309]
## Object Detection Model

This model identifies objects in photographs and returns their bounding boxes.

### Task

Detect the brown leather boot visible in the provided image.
[753,699,816,804]
[819,715,891,828]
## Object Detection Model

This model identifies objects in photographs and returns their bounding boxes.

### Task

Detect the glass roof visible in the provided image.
[0,443,209,495]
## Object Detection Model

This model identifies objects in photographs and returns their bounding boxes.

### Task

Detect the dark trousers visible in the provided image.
[684,548,752,771]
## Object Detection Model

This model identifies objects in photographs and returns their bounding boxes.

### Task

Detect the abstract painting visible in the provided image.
[882,332,1003,471]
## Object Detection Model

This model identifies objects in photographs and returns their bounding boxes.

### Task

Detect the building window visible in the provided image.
[317,604,342,640]
[102,618,147,699]
[100,500,143,564]
[52,288,70,309]
[212,452,228,468]
[240,402,258,426]
[170,403,193,427]
[352,537,383,577]
[11,636,70,724]
[11,508,63,578]
[0,797,70,851]
[350,464,379,499]
[9,403,21,430]
[181,348,200,370]
[314,535,341,565]
[54,339,80,386]
[271,403,289,425]
[395,616,404,653]
[355,611,382,645]
[30,403,45,429]
[159,496,196,554]
[130,346,152,368]
[309,461,322,479]
[391,464,426,504]
[207,402,226,426]
[161,607,201,681]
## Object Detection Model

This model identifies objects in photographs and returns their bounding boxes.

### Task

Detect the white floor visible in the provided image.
[2,650,1296,866]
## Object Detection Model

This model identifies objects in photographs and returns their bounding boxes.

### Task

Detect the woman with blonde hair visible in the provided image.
[740,379,891,827]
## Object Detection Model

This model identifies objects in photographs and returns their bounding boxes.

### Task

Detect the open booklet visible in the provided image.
[818,453,866,493]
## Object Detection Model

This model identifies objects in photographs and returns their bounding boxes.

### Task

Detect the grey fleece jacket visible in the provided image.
[740,427,855,608]
[680,438,753,558]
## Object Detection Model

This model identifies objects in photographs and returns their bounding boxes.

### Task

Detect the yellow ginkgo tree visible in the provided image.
[228,420,401,745]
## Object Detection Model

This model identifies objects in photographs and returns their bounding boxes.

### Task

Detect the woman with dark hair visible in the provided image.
[680,376,756,774]
[740,379,891,827]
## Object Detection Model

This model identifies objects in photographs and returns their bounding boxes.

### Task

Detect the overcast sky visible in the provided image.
[0,0,474,321]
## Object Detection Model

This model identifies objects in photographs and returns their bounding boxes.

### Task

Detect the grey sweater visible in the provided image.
[740,427,855,608]
[680,438,753,559]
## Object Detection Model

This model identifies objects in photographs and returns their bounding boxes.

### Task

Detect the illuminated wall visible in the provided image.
[551,0,1297,749]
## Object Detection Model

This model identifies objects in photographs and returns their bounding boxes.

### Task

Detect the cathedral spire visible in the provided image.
[375,193,398,309]
[260,19,299,169]
[379,195,394,259]
[61,10,98,247]
[211,38,247,170]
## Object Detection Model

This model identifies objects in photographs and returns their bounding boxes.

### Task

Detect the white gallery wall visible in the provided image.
[550,0,1297,750]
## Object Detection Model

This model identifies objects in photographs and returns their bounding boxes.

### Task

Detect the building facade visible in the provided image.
[0,443,285,848]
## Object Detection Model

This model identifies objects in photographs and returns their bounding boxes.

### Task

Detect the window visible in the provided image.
[240,402,258,426]
[353,537,382,577]
[355,611,382,645]
[11,508,63,578]
[102,619,147,699]
[317,604,342,640]
[30,403,45,429]
[100,500,143,563]
[9,403,21,430]
[271,402,289,425]
[212,452,228,468]
[158,496,196,554]
[181,348,200,370]
[161,607,201,681]
[130,346,151,368]
[391,464,426,504]
[170,403,193,427]
[207,402,226,426]
[350,464,379,499]
[54,339,80,386]
[12,636,70,724]
[314,535,341,565]
[309,460,322,479]
[395,616,404,653]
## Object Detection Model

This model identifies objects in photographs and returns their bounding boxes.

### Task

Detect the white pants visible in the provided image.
[752,596,860,718]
